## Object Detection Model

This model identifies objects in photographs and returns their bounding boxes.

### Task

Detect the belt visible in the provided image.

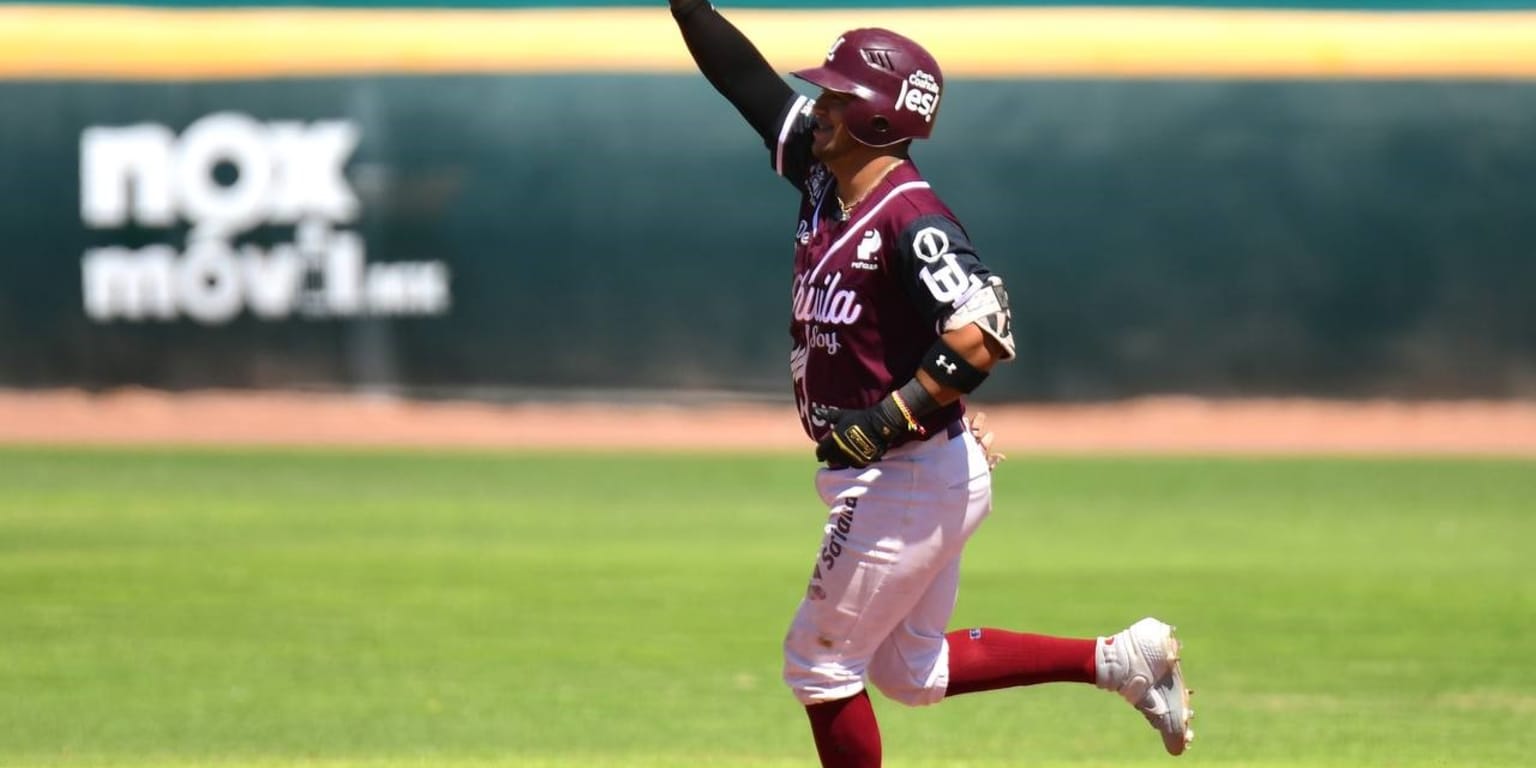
[824,418,965,470]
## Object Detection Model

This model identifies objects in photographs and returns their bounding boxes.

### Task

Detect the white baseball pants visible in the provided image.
[783,421,994,707]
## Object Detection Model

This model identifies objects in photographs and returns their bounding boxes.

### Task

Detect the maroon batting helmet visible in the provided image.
[792,28,944,147]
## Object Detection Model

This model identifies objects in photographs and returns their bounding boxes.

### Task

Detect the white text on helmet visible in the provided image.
[894,73,941,123]
[907,70,940,93]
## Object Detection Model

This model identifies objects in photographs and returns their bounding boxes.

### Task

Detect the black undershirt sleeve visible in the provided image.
[670,0,799,143]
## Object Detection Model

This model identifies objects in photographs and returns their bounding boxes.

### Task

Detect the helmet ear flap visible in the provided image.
[842,98,894,147]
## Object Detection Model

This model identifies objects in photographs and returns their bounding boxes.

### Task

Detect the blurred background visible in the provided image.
[1,0,1534,405]
[2,6,1535,768]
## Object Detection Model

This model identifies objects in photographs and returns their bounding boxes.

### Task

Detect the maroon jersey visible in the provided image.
[769,95,1003,442]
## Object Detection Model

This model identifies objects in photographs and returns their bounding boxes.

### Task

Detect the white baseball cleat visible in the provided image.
[1095,617,1195,756]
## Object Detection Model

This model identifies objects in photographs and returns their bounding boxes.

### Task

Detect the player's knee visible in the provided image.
[867,667,944,707]
[783,629,866,705]
[866,651,946,703]
[782,657,867,705]
[866,643,946,707]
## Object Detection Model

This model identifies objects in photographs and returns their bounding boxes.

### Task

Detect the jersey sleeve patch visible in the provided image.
[894,215,987,316]
[894,214,1016,358]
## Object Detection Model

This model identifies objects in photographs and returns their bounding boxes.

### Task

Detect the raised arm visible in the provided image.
[670,0,799,143]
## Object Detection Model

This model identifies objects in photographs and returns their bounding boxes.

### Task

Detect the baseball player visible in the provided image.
[668,3,1194,764]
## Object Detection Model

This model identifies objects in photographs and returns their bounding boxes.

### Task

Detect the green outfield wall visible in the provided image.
[2,74,1533,400]
[1,2,1533,400]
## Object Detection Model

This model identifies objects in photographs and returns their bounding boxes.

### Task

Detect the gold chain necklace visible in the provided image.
[838,159,904,220]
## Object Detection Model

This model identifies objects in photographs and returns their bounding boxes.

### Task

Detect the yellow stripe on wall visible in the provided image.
[3,5,1536,80]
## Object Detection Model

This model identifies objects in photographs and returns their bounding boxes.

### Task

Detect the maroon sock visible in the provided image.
[943,627,1097,697]
[804,689,882,767]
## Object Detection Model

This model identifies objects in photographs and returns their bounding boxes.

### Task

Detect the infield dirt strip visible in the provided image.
[1,389,1533,456]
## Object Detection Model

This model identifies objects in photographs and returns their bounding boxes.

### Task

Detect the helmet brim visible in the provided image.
[791,66,876,102]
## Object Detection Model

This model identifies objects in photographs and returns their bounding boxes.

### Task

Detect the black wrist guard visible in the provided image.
[889,378,941,436]
[921,338,988,393]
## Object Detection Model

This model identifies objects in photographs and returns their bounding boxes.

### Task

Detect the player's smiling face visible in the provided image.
[810,90,856,161]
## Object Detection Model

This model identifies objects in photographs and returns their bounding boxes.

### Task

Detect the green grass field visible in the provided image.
[2,447,1532,767]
